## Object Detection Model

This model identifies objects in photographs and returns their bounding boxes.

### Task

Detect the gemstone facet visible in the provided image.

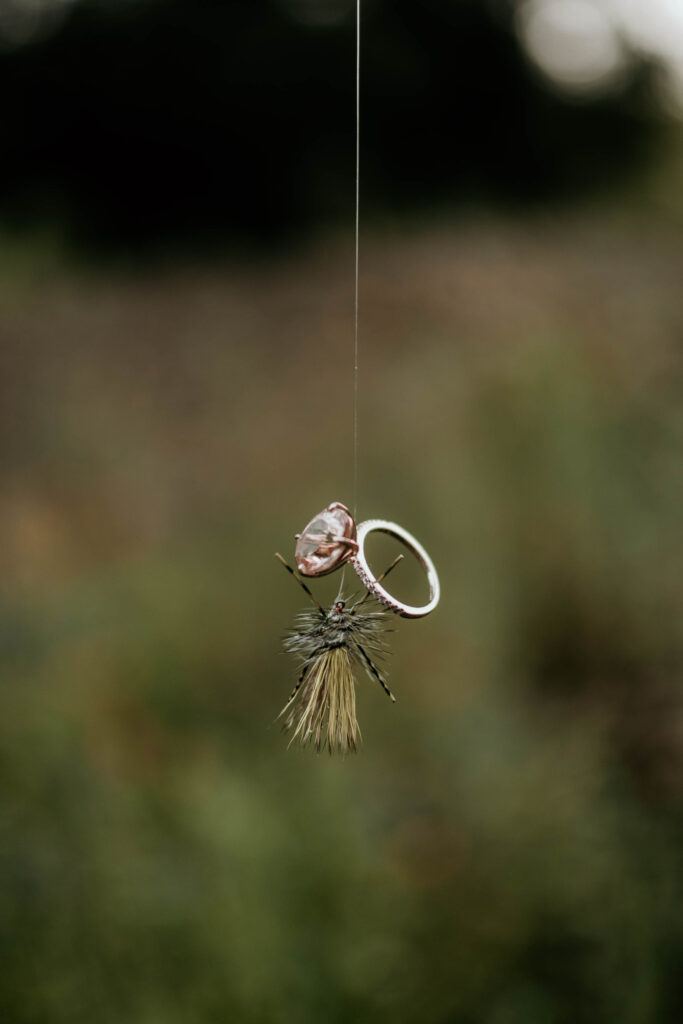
[295,502,357,577]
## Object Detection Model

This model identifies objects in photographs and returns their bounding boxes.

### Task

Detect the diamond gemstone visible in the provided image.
[295,502,356,577]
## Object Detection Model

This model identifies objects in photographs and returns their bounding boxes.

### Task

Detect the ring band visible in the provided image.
[351,519,440,618]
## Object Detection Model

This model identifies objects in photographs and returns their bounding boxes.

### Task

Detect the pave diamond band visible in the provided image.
[351,519,440,618]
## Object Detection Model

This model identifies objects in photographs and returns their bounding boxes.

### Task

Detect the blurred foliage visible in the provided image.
[1,207,682,1022]
[0,0,670,252]
[1,2,683,1021]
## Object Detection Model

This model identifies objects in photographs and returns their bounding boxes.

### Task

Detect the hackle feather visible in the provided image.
[277,553,400,755]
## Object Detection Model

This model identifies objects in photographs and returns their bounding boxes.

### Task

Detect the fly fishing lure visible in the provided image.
[276,550,400,754]
[276,502,440,754]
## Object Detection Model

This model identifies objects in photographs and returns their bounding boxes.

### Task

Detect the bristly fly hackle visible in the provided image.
[275,552,401,754]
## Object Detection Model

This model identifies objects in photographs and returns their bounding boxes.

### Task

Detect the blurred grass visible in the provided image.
[1,206,682,1023]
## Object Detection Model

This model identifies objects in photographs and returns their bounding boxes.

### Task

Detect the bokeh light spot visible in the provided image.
[518,0,628,95]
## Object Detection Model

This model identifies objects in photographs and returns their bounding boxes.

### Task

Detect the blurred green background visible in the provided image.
[1,2,683,1023]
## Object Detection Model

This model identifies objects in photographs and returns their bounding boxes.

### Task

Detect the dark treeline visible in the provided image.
[0,0,662,250]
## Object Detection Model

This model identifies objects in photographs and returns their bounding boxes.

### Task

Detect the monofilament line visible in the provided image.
[352,0,361,521]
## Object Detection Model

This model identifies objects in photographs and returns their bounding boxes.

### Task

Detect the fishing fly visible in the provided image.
[276,503,440,754]
[275,546,402,754]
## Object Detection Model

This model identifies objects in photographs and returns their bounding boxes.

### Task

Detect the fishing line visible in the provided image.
[342,0,361,593]
[352,0,361,521]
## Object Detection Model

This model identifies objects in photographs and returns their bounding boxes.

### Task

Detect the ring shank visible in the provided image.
[351,519,440,618]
